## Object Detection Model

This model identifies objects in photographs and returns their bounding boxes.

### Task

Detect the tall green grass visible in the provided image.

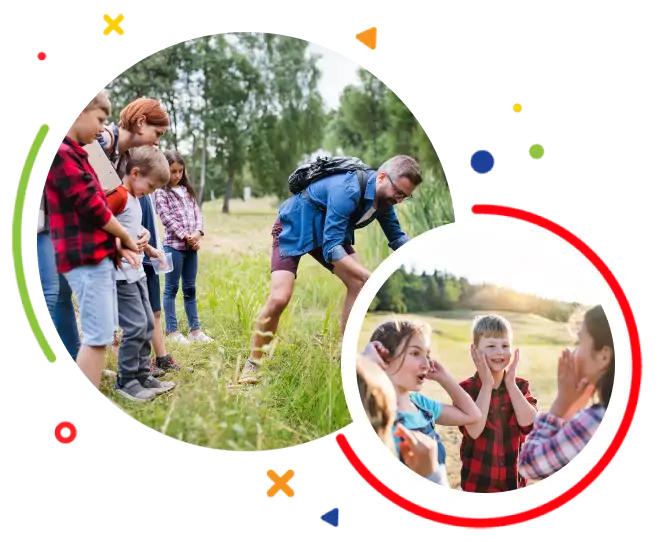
[101,214,350,449]
[358,175,455,269]
[99,179,453,450]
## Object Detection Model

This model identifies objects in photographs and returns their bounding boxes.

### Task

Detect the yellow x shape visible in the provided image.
[265,468,295,499]
[103,14,124,36]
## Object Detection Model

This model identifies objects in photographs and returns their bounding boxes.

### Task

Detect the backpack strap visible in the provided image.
[355,169,369,209]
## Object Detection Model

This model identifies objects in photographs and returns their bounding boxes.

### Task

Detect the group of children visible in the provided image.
[39,91,213,401]
[358,305,615,491]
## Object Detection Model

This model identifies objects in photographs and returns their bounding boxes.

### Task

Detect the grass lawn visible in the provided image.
[101,197,352,450]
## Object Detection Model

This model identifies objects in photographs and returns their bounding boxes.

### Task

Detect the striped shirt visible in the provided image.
[154,186,203,251]
[518,405,605,480]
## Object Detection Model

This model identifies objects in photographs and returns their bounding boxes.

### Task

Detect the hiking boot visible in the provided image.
[237,359,260,385]
[115,379,156,402]
[140,375,176,395]
[153,354,181,372]
[150,367,166,378]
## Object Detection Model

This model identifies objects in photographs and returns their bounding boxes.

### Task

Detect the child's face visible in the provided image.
[169,162,184,186]
[128,172,164,198]
[574,322,611,383]
[76,106,109,145]
[476,335,512,373]
[386,333,431,392]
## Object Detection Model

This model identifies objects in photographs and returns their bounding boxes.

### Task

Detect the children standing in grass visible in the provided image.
[155,151,213,344]
[106,146,176,401]
[45,91,139,388]
[458,315,538,492]
[519,305,614,480]
[366,320,482,485]
[97,97,181,373]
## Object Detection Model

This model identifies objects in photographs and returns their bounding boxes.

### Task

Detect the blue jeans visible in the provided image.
[65,258,118,347]
[163,246,200,333]
[37,233,80,360]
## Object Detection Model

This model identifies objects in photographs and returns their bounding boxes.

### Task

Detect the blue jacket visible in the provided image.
[277,170,410,263]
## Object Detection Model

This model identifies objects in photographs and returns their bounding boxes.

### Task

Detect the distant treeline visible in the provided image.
[369,268,580,323]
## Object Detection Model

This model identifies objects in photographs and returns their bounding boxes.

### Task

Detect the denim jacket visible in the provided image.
[277,170,410,263]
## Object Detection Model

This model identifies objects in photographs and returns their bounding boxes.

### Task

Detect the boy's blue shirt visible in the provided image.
[276,170,409,263]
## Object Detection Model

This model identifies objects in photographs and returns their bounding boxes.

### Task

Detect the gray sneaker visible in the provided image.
[115,379,156,402]
[237,359,260,385]
[141,375,176,395]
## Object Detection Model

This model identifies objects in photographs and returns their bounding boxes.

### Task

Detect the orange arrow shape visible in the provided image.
[356,27,377,50]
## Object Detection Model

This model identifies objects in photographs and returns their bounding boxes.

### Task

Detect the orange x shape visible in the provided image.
[103,14,124,36]
[267,469,294,497]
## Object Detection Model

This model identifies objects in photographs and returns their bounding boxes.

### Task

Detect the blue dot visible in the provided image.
[471,150,494,174]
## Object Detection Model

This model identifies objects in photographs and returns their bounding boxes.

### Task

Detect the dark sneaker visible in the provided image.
[115,379,156,402]
[237,359,260,385]
[154,354,181,372]
[149,357,166,377]
[140,375,176,395]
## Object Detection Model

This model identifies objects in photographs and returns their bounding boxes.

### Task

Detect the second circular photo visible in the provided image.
[355,222,617,492]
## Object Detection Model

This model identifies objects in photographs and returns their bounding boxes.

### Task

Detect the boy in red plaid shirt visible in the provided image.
[458,315,538,492]
[45,91,139,388]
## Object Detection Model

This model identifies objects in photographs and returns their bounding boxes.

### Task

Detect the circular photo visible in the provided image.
[36,32,453,450]
[356,224,615,491]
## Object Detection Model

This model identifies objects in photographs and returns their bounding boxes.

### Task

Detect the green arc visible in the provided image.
[14,124,55,362]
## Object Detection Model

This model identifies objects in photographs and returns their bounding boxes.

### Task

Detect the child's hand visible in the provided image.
[120,248,141,269]
[395,424,440,479]
[186,233,200,251]
[426,357,449,383]
[471,345,494,388]
[361,341,388,370]
[552,348,595,419]
[137,229,151,250]
[122,237,140,254]
[504,348,520,387]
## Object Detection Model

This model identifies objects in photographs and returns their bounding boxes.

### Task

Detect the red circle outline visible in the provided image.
[337,204,641,528]
[52,420,79,445]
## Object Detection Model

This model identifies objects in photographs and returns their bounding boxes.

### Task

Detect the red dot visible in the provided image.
[55,422,77,444]
[38,52,46,61]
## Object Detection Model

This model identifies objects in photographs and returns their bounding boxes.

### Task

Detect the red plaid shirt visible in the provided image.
[458,373,537,492]
[45,137,116,273]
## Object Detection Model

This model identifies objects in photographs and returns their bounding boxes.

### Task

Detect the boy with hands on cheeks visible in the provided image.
[458,315,538,492]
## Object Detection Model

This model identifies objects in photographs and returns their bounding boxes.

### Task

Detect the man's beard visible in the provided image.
[375,194,396,208]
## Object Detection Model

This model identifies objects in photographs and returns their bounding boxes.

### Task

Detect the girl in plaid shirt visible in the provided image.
[366,320,482,485]
[518,305,614,480]
[155,152,213,344]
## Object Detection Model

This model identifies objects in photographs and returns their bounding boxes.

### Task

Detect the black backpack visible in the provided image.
[288,156,371,205]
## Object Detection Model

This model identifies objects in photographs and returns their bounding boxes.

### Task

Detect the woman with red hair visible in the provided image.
[97,97,181,374]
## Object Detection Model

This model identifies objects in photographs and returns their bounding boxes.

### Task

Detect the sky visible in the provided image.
[401,223,609,307]
[308,42,361,110]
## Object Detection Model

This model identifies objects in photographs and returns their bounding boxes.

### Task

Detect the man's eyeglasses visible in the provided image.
[386,174,413,200]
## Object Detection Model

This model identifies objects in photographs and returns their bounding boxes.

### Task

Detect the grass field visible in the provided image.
[99,196,383,450]
[359,310,576,489]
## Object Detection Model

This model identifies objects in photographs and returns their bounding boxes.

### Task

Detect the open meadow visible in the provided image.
[101,197,353,450]
[359,310,576,489]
